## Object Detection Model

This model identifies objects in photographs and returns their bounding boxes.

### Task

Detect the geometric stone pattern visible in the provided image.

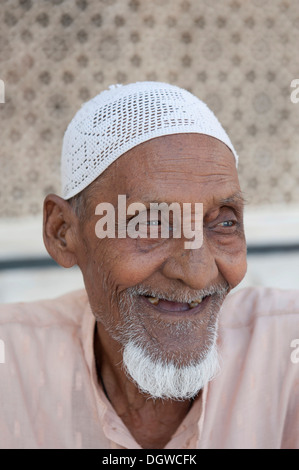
[0,0,298,217]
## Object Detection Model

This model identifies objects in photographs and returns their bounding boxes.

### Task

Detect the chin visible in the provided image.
[122,338,220,401]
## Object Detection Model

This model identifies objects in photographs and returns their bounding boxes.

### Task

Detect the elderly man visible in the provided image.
[0,82,298,449]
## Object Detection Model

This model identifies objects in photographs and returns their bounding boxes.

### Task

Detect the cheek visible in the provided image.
[83,238,168,295]
[106,245,166,289]
[217,245,247,288]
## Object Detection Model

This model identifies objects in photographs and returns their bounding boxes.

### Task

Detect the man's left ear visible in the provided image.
[43,194,79,268]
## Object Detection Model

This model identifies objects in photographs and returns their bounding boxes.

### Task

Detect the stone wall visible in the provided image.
[0,0,298,217]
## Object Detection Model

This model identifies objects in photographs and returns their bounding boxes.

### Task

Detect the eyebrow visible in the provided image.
[217,191,246,207]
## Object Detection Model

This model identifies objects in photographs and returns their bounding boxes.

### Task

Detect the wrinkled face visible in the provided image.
[76,134,247,366]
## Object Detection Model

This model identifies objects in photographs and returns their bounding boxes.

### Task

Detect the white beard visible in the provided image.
[94,282,227,401]
[122,337,220,401]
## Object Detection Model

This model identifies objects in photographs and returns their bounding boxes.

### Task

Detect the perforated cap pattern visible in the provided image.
[61,81,238,199]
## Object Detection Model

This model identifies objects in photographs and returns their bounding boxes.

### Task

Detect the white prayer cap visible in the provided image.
[61,81,238,200]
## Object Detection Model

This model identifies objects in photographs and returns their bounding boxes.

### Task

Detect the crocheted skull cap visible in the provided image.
[61,81,238,199]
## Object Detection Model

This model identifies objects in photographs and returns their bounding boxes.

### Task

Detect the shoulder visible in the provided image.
[0,288,89,329]
[207,286,299,448]
[0,289,91,448]
[0,289,90,374]
[220,286,299,329]
[218,286,299,395]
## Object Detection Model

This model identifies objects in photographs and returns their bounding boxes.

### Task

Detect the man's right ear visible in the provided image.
[43,194,79,268]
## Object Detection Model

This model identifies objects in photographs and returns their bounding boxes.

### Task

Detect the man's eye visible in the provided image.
[146,219,174,233]
[217,220,235,227]
[147,220,160,226]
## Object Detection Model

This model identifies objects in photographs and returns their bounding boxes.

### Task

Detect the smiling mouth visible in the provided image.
[141,294,212,313]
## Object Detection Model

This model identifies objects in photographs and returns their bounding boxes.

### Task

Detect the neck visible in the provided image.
[94,322,198,448]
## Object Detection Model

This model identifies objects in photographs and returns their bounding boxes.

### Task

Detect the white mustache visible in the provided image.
[125,282,229,304]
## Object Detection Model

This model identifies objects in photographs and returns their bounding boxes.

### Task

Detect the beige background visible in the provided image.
[0,0,299,218]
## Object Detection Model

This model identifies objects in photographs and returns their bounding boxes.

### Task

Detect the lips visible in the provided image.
[142,294,209,313]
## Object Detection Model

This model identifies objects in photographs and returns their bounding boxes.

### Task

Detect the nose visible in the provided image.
[160,240,219,291]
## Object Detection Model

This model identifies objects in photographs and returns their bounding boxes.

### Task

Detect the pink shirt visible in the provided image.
[0,286,298,449]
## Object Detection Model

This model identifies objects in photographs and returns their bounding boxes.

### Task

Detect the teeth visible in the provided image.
[147,296,160,305]
[188,298,202,309]
[146,296,204,307]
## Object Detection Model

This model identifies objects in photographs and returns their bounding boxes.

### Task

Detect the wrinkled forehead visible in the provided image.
[96,133,240,205]
[106,133,236,174]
